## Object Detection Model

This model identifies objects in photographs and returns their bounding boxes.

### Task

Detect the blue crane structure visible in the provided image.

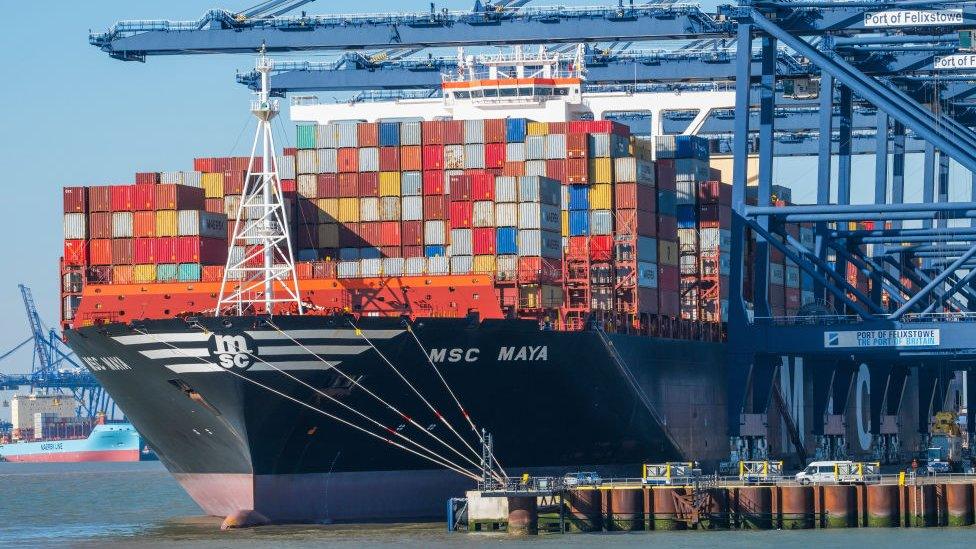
[88,0,976,464]
[0,285,115,419]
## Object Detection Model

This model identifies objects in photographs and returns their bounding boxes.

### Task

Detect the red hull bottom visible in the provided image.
[2,450,141,463]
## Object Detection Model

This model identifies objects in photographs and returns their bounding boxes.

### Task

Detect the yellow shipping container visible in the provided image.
[133,264,156,283]
[317,198,339,222]
[337,197,360,222]
[155,210,178,237]
[527,122,549,136]
[519,285,540,308]
[589,158,613,184]
[379,172,401,197]
[472,255,495,274]
[590,184,613,210]
[318,223,339,248]
[202,172,225,198]
[561,210,569,237]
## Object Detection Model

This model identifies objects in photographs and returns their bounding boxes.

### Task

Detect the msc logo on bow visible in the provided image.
[209,334,256,370]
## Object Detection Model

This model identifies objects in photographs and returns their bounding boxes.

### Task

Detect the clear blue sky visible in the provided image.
[0,0,968,376]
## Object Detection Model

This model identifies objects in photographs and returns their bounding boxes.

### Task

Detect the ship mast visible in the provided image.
[217,48,302,316]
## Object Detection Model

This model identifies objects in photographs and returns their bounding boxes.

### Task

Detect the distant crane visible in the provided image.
[0,285,116,419]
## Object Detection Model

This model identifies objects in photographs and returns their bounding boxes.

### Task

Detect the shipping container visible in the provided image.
[614,157,656,184]
[155,184,205,211]
[111,185,133,211]
[379,122,400,147]
[518,176,560,205]
[473,201,495,227]
[588,158,613,184]
[337,197,360,222]
[590,210,613,235]
[449,229,473,255]
[568,210,589,236]
[401,146,422,171]
[379,172,401,196]
[450,255,473,274]
[506,118,528,142]
[496,227,518,255]
[401,171,422,196]
[449,201,473,228]
[659,240,679,266]
[402,196,423,221]
[425,245,446,258]
[424,220,446,245]
[318,149,338,173]
[89,213,111,241]
[111,238,134,265]
[444,145,465,169]
[63,213,86,240]
[111,211,133,238]
[517,229,561,258]
[518,203,561,231]
[401,122,422,146]
[485,143,506,168]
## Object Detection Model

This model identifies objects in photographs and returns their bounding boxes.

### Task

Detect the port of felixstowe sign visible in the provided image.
[864,9,963,28]
[823,329,940,349]
[934,54,976,71]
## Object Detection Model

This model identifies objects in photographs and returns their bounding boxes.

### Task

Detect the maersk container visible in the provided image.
[428,256,449,274]
[297,125,316,149]
[337,261,360,278]
[382,257,405,276]
[156,264,179,282]
[637,262,658,288]
[496,227,518,255]
[359,197,380,222]
[405,256,426,275]
[450,228,473,255]
[379,122,401,146]
[495,203,518,227]
[401,171,422,196]
[316,149,337,173]
[400,122,422,146]
[506,118,527,142]
[518,229,561,258]
[464,144,485,169]
[63,213,86,239]
[518,176,560,205]
[568,185,590,211]
[424,221,446,245]
[589,133,629,158]
[495,177,517,203]
[569,210,589,236]
[473,201,495,227]
[525,136,546,160]
[402,196,423,221]
[177,263,202,282]
[178,211,227,238]
[450,255,473,274]
[590,210,613,235]
[524,160,546,177]
[544,134,566,160]
[518,203,561,232]
[444,145,465,169]
[111,212,133,238]
[464,119,484,143]
[506,142,526,162]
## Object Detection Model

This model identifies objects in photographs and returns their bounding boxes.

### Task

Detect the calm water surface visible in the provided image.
[2,461,975,547]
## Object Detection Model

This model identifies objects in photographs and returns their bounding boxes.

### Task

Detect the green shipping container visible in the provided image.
[178,263,202,282]
[157,264,179,282]
[297,125,317,149]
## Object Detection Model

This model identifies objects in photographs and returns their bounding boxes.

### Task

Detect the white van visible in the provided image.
[795,461,852,484]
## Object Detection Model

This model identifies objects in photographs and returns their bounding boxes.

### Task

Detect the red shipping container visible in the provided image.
[63,187,88,213]
[422,121,444,145]
[89,239,112,265]
[472,228,496,255]
[503,161,525,177]
[484,119,506,143]
[175,237,227,264]
[338,173,359,197]
[317,173,339,197]
[359,222,383,246]
[224,171,245,195]
[193,158,216,172]
[449,201,473,228]
[155,237,176,263]
[112,238,134,265]
[403,245,424,258]
[379,147,400,171]
[484,143,506,169]
[566,133,588,159]
[518,257,562,284]
[470,173,494,200]
[548,122,567,134]
[135,172,159,185]
[402,221,424,246]
[357,122,379,147]
[589,235,613,261]
[615,209,656,237]
[202,265,224,282]
[89,187,112,212]
[283,147,297,157]
[568,120,630,136]
[422,145,444,170]
[615,184,656,211]
[134,238,157,264]
[63,240,88,266]
[358,172,379,197]
[244,245,265,268]
[204,198,224,215]
[655,160,677,192]
[545,159,566,183]
[567,236,588,258]
[698,181,731,205]
[281,179,297,193]
[132,211,155,237]
[380,246,401,258]
[132,184,155,210]
[659,291,680,317]
[423,171,445,195]
[337,148,359,172]
[89,212,112,239]
[566,158,588,183]
[698,204,732,229]
[380,222,401,246]
[401,146,422,171]
[423,196,447,219]
[443,120,464,144]
[111,185,134,211]
[659,265,680,291]
[449,175,472,201]
[154,184,205,210]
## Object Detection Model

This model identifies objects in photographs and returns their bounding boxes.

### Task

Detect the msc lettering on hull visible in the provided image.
[428,346,548,363]
[81,356,132,372]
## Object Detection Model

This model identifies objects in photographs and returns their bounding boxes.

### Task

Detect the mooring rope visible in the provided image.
[132,327,481,481]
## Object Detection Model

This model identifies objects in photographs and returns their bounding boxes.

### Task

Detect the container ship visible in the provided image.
[59,51,925,522]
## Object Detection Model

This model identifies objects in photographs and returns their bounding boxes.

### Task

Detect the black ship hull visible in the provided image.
[66,315,727,522]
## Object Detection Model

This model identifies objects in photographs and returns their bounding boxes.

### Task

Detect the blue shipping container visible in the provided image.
[339,247,360,261]
[675,135,709,160]
[425,245,446,257]
[569,210,590,236]
[496,227,518,255]
[177,263,202,282]
[657,190,677,216]
[506,118,528,143]
[676,204,698,228]
[568,185,590,211]
[297,248,319,261]
[379,122,401,146]
[360,247,382,260]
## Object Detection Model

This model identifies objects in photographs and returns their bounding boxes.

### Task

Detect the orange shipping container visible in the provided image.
[133,211,156,237]
[401,146,422,171]
[89,239,112,265]
[112,265,134,284]
[337,148,359,172]
[202,265,223,282]
[357,122,379,147]
[503,161,525,177]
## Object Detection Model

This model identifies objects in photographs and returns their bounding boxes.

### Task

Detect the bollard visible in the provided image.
[652,487,687,531]
[735,486,772,529]
[866,484,900,527]
[608,489,644,531]
[566,489,602,532]
[507,496,539,535]
[945,483,974,527]
[822,485,856,528]
[778,486,815,529]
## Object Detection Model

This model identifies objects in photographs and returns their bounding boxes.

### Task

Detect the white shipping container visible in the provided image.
[337,123,358,148]
[380,197,401,221]
[506,142,526,162]
[614,157,655,184]
[464,144,485,169]
[700,228,732,251]
[63,213,86,239]
[361,258,383,277]
[224,195,241,220]
[161,171,203,187]
[427,256,449,275]
[337,260,360,278]
[495,203,518,227]
[297,174,318,198]
[525,136,545,160]
[495,177,518,202]
[401,196,423,221]
[178,210,227,238]
[444,145,465,169]
[496,255,518,280]
[276,155,296,180]
[544,133,566,160]
[424,220,446,245]
[518,229,562,258]
[400,122,422,146]
[111,211,133,238]
[590,210,613,235]
[359,197,380,222]
[451,255,473,274]
[518,176,560,205]
[676,180,696,205]
[463,119,484,143]
[473,201,495,227]
[358,148,379,172]
[316,123,339,148]
[524,160,546,177]
[590,133,611,157]
[316,148,337,173]
[786,265,800,288]
[296,150,318,174]
[637,262,659,288]
[404,256,426,275]
[383,257,405,276]
[401,171,422,196]
[160,171,181,184]
[450,229,473,255]
[518,203,561,231]
[561,186,569,209]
